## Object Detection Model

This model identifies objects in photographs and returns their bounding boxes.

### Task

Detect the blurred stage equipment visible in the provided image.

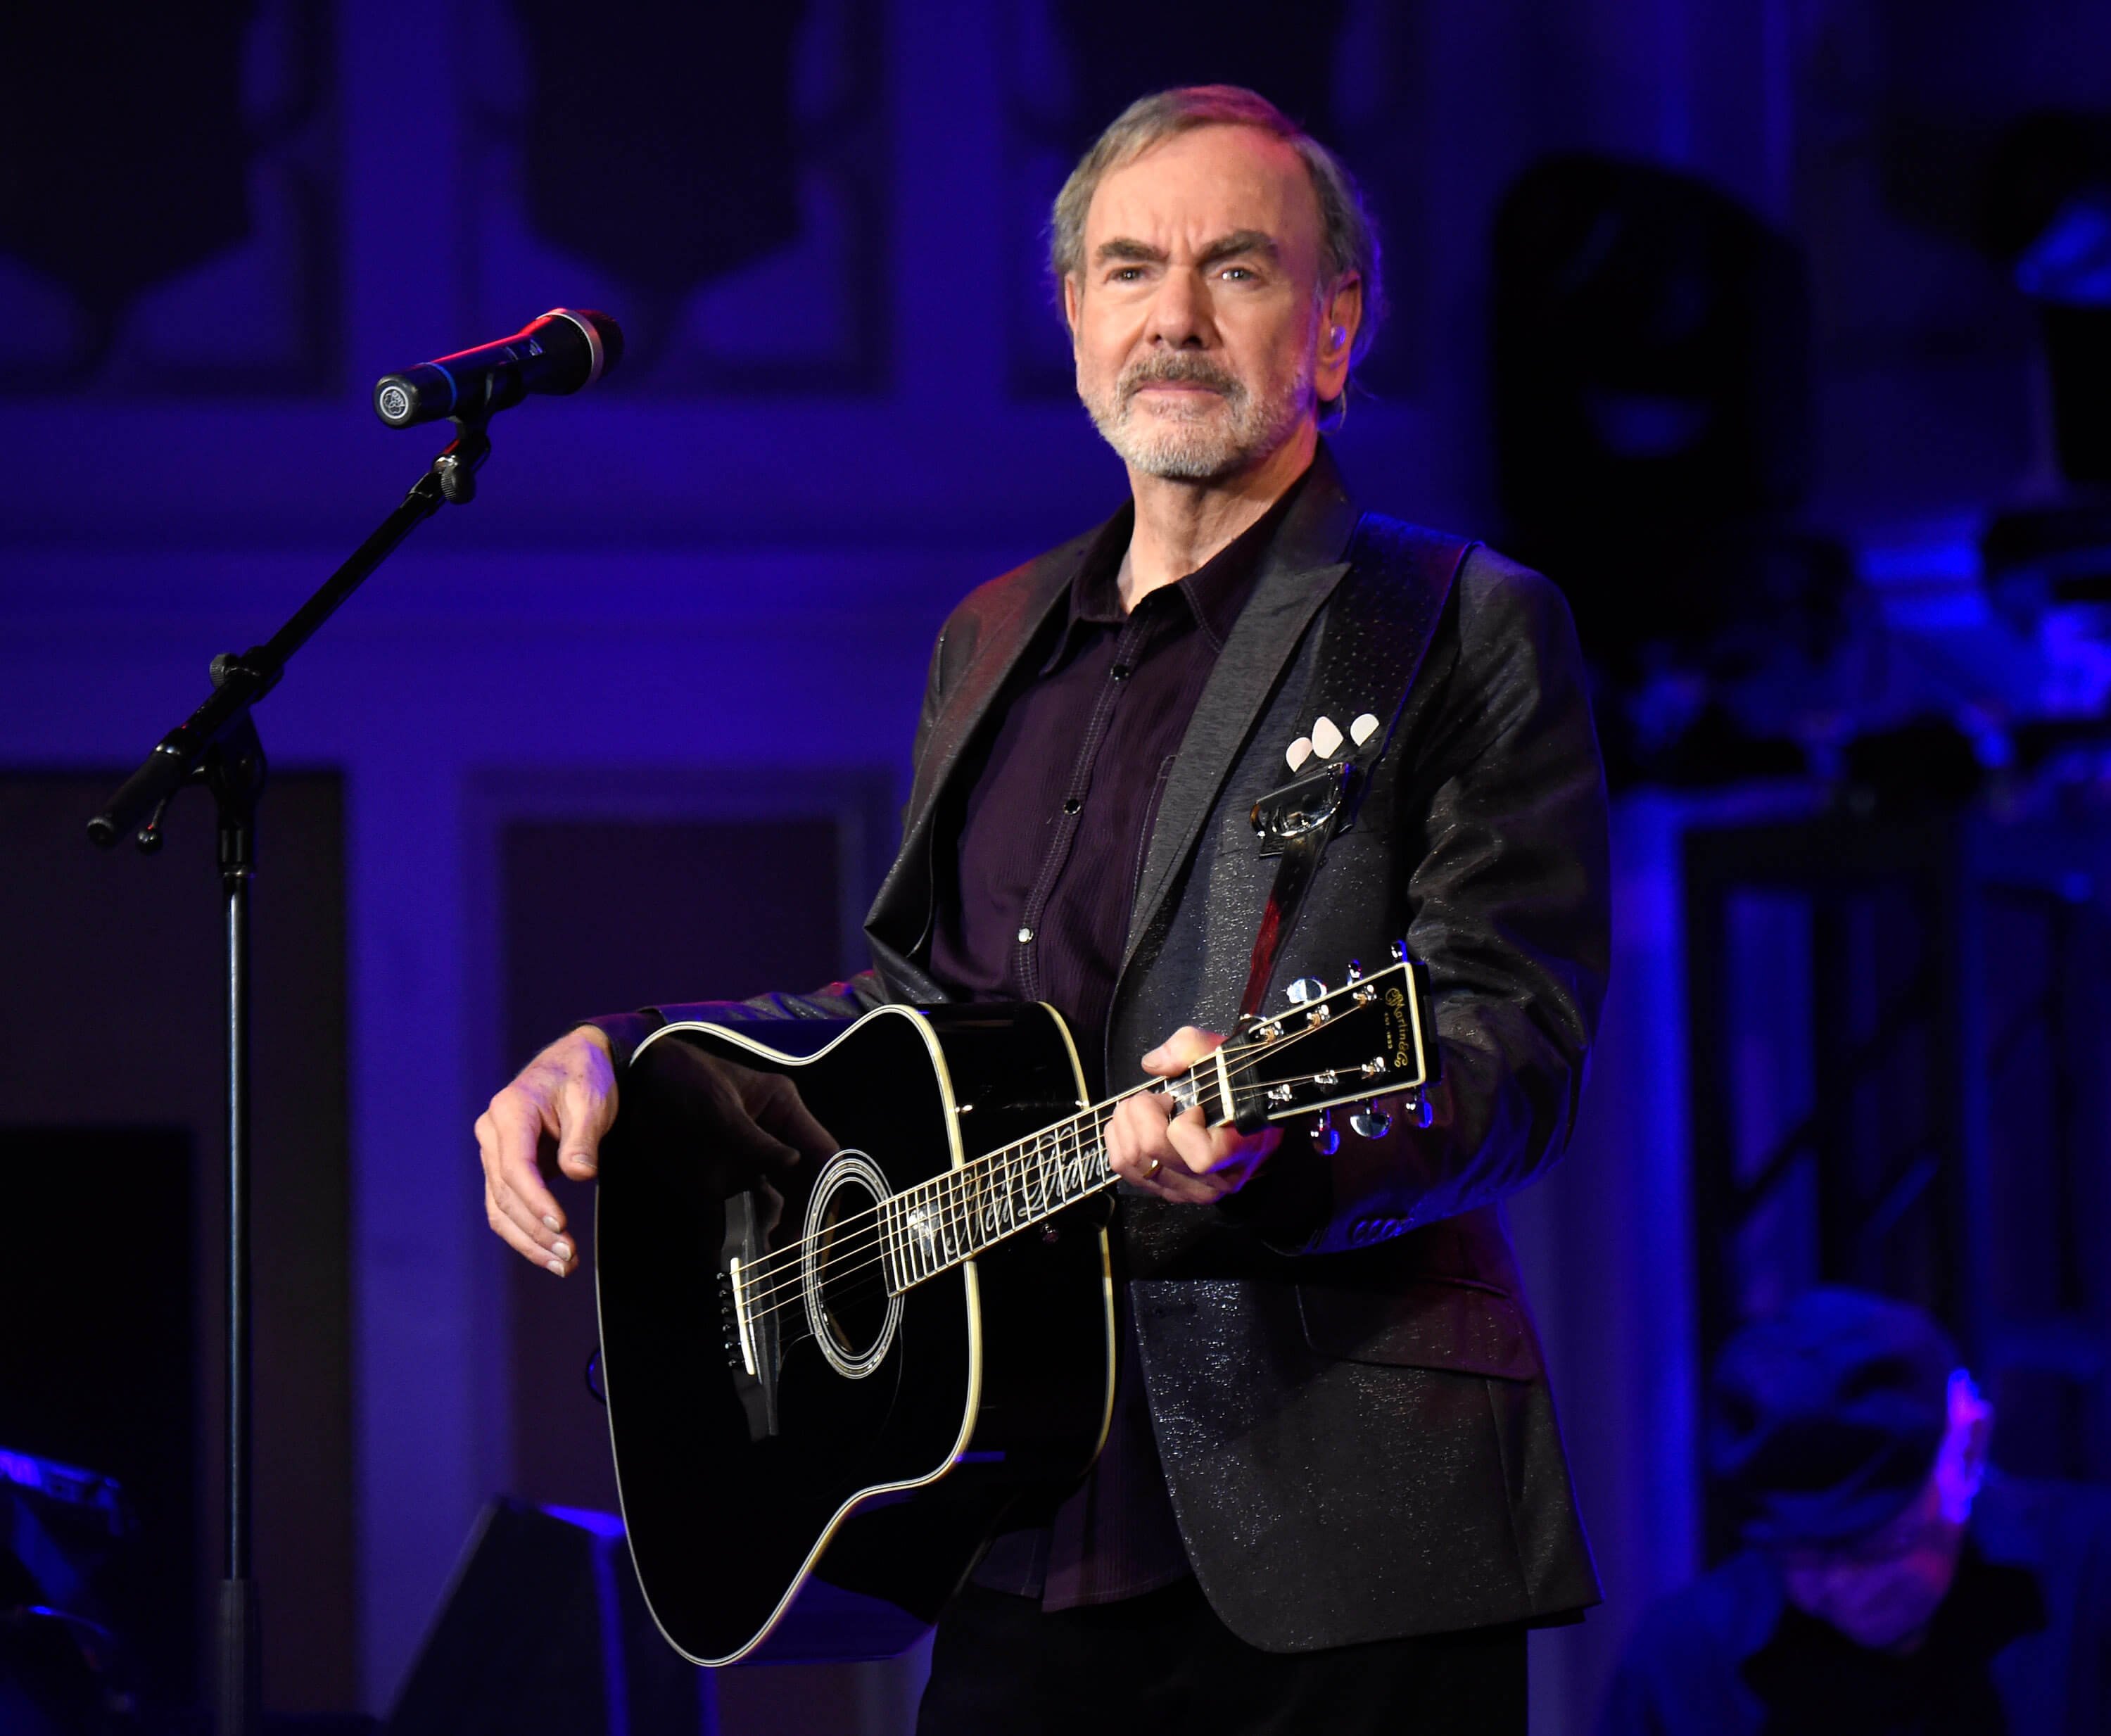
[372,309,624,429]
[1,1447,138,1734]
[1985,110,2111,486]
[388,1499,928,1735]
[83,312,621,1736]
[1684,810,2111,1534]
[1977,112,2111,771]
[1491,153,1842,788]
[387,1502,703,1736]
[1976,112,2111,773]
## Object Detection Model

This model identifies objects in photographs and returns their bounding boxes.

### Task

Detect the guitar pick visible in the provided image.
[1350,713,1380,746]
[1286,736,1314,771]
[1312,716,1343,759]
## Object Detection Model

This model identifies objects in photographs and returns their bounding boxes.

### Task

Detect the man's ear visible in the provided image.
[1326,273,1364,358]
[1938,1369,1996,1522]
[1063,274,1082,348]
[1317,272,1363,404]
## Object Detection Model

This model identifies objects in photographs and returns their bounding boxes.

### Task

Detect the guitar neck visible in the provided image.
[877,1096,1127,1293]
[875,956,1431,1295]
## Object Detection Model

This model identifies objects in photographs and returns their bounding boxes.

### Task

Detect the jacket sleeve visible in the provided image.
[1224,547,1611,1255]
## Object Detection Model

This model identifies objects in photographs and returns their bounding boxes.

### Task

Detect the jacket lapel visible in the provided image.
[865,512,1117,970]
[1123,450,1362,966]
[905,516,1117,831]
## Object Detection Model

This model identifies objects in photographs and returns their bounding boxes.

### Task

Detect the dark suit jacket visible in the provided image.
[633,445,1610,1649]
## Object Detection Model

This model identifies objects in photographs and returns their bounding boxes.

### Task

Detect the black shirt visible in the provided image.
[927,481,1289,1096]
[927,472,1307,1607]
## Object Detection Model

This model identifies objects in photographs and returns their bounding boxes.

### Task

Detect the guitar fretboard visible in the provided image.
[877,1099,1125,1292]
[863,960,1421,1295]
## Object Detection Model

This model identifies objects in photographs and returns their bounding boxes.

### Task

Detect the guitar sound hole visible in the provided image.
[815,1186,887,1360]
[800,1152,902,1381]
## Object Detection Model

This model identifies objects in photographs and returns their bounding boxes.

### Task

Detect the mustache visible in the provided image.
[1118,355,1245,403]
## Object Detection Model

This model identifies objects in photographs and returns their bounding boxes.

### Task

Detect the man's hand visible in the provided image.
[476,1026,620,1277]
[1105,1026,1280,1203]
[477,1025,839,1277]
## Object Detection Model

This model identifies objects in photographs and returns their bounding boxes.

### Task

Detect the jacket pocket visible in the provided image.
[1296,1274,1542,1381]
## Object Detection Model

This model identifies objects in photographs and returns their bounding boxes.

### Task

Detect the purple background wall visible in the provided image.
[4,1,2105,1728]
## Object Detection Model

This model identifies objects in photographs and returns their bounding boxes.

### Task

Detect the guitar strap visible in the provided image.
[1236,514,1476,1019]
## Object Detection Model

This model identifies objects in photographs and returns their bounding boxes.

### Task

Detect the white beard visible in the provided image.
[1082,348,1317,481]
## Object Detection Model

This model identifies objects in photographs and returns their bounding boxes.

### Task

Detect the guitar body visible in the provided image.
[594,1002,1115,1666]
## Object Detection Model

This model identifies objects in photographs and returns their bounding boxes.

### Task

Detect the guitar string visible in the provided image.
[723,1001,1375,1303]
[721,1022,1331,1317]
[730,1063,1371,1327]
[724,1065,1186,1301]
[727,1025,1395,1327]
[728,1113,1123,1318]
[723,1081,1150,1300]
[722,1010,1388,1317]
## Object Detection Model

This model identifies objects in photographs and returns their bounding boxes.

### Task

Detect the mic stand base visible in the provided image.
[215,1578,260,1736]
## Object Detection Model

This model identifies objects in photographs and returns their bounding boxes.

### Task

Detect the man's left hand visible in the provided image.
[1105,1026,1280,1203]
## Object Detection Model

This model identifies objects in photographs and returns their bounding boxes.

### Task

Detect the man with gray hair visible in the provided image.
[478,85,1609,1732]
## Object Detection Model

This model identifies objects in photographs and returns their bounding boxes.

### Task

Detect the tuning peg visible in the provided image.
[1405,1090,1435,1130]
[1389,938,1409,963]
[1309,1108,1339,1155]
[1345,959,1362,984]
[1350,1103,1393,1140]
[1286,977,1327,1004]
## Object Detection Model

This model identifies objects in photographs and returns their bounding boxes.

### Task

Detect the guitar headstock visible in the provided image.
[1207,944,1439,1134]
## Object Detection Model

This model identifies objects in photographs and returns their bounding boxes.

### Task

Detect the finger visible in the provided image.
[1146,1110,1233,1202]
[1105,1091,1177,1187]
[1164,1106,1226,1175]
[1111,1105,1222,1203]
[1140,1026,1225,1078]
[1187,1122,1279,1181]
[1165,1111,1277,1178]
[554,1037,617,1180]
[554,1074,612,1180]
[487,1179,573,1275]
[1144,1155,1226,1205]
[481,1095,566,1246]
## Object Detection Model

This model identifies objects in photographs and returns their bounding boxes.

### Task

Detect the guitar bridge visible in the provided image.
[725,1259,759,1377]
[720,1190,782,1440]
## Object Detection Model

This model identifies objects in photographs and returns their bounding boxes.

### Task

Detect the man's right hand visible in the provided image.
[477,1025,620,1278]
[477,1024,840,1278]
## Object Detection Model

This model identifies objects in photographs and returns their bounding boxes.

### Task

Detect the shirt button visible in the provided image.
[1018,926,1034,944]
[1063,798,1082,814]
[1110,663,1131,681]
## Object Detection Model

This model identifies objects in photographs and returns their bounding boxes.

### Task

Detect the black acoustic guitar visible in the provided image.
[592,951,1435,1665]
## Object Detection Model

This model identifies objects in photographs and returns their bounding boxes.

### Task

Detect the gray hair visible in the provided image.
[1049,86,1385,383]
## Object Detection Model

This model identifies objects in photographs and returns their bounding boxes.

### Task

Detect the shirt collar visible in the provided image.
[1041,458,1318,673]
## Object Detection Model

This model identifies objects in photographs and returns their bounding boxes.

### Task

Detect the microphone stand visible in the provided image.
[87,413,494,1736]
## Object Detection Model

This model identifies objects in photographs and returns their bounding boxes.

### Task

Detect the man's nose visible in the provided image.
[1144,267,1213,348]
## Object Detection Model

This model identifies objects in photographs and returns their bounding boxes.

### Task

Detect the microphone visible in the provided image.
[373,308,624,428]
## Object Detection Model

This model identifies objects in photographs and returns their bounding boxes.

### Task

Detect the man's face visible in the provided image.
[1774,1476,1966,1652]
[1064,124,1357,482]
[1771,1373,1991,1654]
